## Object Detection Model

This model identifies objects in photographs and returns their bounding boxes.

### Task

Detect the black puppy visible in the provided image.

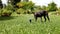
[29,19,32,23]
[34,10,50,22]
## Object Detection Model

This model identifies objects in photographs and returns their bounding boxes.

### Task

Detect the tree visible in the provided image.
[48,2,58,11]
[41,6,47,10]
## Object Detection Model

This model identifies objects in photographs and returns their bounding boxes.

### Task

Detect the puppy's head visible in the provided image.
[29,19,32,23]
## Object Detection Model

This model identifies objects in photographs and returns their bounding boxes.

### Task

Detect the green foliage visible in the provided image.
[48,2,58,11]
[6,4,14,11]
[16,8,32,14]
[0,4,14,16]
[0,9,2,15]
[16,8,25,14]
[16,1,35,11]
[34,6,41,10]
[51,8,60,15]
[1,9,12,16]
[41,6,47,10]
[16,1,35,14]
[16,2,24,8]
[56,8,60,15]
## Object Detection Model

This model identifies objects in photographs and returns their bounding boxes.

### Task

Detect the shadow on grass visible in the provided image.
[0,16,17,21]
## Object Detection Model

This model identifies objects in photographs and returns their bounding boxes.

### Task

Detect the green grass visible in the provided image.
[0,14,60,34]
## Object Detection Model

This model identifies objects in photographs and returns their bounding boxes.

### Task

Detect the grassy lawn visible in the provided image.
[0,14,60,34]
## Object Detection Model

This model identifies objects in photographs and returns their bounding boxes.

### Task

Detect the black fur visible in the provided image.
[34,10,50,22]
[29,19,32,23]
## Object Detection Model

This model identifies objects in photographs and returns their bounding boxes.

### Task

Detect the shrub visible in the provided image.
[16,1,35,11]
[0,9,2,16]
[1,9,12,17]
[56,10,60,15]
[26,10,32,14]
[51,11,60,15]
[16,8,25,14]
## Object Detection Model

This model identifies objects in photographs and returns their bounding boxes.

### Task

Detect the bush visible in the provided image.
[51,11,60,15]
[16,1,35,11]
[1,9,12,17]
[16,8,25,14]
[16,8,33,14]
[26,10,32,14]
[56,10,60,15]
[0,10,2,16]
